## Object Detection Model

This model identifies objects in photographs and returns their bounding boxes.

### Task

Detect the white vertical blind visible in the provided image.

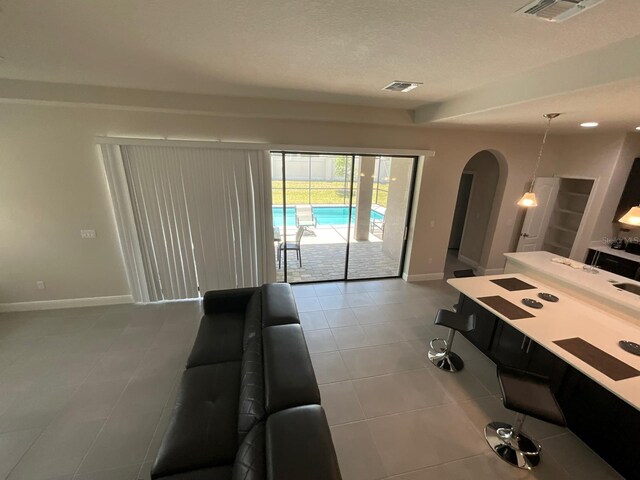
[102,143,275,302]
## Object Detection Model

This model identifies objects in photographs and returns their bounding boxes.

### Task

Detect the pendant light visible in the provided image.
[517,113,560,207]
[619,204,640,226]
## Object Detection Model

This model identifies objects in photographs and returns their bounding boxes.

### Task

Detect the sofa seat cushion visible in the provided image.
[187,312,245,368]
[266,405,341,480]
[263,324,320,414]
[152,362,241,479]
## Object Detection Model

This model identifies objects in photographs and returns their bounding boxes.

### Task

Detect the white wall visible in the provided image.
[0,100,634,305]
[458,151,500,266]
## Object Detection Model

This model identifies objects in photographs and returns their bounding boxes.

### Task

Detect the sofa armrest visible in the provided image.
[266,405,342,480]
[263,324,320,414]
[262,283,299,327]
[202,287,259,315]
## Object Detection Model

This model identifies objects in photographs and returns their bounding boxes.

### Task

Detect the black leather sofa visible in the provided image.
[151,283,342,480]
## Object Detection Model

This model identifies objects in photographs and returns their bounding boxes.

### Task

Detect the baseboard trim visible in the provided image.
[477,267,505,276]
[403,272,445,282]
[0,295,134,313]
[457,254,479,269]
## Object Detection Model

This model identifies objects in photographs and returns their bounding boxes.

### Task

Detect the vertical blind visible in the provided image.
[101,143,275,302]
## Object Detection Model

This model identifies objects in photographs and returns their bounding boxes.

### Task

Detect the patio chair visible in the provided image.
[278,226,305,268]
[295,205,317,234]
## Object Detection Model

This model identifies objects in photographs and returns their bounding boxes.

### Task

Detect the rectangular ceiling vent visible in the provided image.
[382,81,422,93]
[515,0,606,22]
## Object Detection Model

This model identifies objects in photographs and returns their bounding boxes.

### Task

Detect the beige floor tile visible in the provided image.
[464,356,502,395]
[332,326,371,350]
[361,324,405,346]
[8,418,104,480]
[294,296,323,312]
[330,421,387,480]
[366,404,486,476]
[352,305,399,325]
[311,352,351,384]
[319,381,365,425]
[352,369,452,418]
[345,293,377,307]
[541,433,623,480]
[324,309,359,328]
[0,429,41,479]
[313,283,343,297]
[340,342,427,379]
[304,329,338,353]
[319,295,351,310]
[299,311,329,331]
[395,451,572,480]
[428,365,492,401]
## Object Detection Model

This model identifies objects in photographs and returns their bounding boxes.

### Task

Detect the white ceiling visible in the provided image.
[1,0,640,131]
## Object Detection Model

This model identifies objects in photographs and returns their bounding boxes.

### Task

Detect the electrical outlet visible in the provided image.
[36,281,46,290]
[80,229,96,239]
[428,258,433,264]
[429,220,435,227]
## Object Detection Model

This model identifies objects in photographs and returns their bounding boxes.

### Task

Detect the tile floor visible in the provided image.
[0,278,622,480]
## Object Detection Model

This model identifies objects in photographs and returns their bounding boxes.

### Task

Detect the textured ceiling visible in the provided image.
[1,0,640,130]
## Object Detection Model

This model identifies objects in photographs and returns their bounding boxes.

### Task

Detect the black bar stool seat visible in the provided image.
[453,269,475,278]
[485,366,566,470]
[427,309,475,372]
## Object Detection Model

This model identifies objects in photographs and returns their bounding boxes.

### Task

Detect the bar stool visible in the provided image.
[427,309,476,372]
[485,366,566,470]
[453,269,476,278]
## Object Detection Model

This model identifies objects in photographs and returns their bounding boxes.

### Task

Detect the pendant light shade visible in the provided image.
[619,205,640,226]
[517,192,538,207]
[518,113,560,208]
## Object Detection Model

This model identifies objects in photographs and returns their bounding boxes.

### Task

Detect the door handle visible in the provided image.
[521,233,530,238]
[521,336,528,350]
[526,338,532,354]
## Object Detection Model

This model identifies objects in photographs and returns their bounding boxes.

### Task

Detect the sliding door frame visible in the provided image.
[273,150,419,284]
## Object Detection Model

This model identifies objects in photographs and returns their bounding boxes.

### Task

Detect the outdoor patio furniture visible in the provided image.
[278,226,305,268]
[295,205,317,234]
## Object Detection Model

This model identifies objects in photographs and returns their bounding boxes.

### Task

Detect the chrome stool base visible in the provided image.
[484,421,541,470]
[428,349,464,372]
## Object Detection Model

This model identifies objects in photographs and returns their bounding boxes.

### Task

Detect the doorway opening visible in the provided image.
[271,152,418,283]
[445,151,502,277]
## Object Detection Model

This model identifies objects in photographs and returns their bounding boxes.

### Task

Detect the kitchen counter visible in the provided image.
[448,273,640,410]
[588,242,640,263]
[503,251,640,323]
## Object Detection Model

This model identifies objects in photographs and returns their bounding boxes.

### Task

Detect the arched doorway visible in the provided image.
[445,150,503,277]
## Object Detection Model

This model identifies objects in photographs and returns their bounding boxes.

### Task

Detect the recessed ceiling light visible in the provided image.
[580,122,599,128]
[382,81,422,93]
[635,126,640,131]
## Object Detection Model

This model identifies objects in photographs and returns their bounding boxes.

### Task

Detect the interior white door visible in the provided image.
[516,177,560,252]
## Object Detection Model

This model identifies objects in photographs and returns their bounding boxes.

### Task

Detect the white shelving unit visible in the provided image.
[542,178,594,256]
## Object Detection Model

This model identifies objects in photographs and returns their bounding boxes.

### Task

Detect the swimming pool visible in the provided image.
[272,206,384,227]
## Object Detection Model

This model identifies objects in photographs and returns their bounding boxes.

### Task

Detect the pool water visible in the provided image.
[272,206,383,227]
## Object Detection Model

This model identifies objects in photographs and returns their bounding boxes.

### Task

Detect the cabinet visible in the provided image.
[585,249,640,279]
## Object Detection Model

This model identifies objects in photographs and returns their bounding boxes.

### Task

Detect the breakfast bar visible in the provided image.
[448,264,640,479]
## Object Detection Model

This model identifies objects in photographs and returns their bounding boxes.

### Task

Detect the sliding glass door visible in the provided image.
[272,152,416,284]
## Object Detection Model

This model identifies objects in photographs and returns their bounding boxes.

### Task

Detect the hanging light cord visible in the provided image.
[529,114,555,192]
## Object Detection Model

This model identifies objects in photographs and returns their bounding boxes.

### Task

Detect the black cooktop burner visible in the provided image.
[619,341,640,356]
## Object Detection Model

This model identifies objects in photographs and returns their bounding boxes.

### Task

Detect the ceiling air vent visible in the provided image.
[382,81,422,93]
[515,0,606,22]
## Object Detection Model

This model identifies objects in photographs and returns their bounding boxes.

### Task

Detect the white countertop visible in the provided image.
[504,251,640,322]
[588,242,640,263]
[448,273,640,410]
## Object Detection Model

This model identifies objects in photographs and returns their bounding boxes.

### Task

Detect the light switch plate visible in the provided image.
[80,229,96,239]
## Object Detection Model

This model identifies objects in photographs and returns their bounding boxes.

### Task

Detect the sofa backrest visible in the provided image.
[263,324,321,415]
[261,283,300,327]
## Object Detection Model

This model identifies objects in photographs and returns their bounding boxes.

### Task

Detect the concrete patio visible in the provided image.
[275,225,401,283]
